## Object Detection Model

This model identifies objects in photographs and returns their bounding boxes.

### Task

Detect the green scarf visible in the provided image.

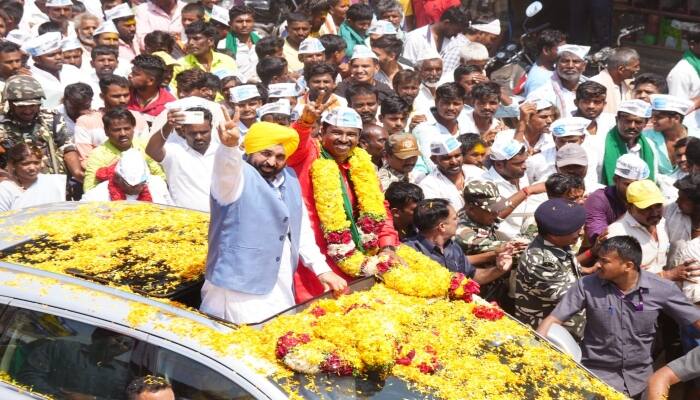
[683,50,700,76]
[321,149,364,251]
[602,126,656,185]
[224,32,260,59]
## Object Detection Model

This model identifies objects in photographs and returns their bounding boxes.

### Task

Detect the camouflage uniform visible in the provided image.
[456,210,508,255]
[0,76,73,174]
[514,235,586,339]
[378,164,411,191]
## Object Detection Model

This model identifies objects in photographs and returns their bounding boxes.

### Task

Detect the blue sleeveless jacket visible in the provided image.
[205,163,303,294]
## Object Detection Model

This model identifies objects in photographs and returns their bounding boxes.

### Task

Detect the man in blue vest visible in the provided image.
[201,108,347,324]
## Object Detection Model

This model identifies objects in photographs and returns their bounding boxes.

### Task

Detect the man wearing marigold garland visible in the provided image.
[201,107,347,323]
[287,98,401,302]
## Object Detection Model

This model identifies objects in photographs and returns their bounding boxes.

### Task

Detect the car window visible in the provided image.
[0,306,140,399]
[139,343,255,400]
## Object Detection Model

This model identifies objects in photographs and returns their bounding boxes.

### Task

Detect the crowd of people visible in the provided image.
[1,0,700,398]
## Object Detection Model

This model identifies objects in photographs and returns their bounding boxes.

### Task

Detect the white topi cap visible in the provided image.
[471,19,501,36]
[614,153,650,180]
[116,148,150,186]
[617,99,652,118]
[650,94,694,115]
[557,44,591,60]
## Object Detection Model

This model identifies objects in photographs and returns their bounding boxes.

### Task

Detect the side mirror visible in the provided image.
[525,1,543,18]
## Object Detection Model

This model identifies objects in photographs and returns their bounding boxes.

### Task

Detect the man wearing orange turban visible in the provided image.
[201,110,347,324]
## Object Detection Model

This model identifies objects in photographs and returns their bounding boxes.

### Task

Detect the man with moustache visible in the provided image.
[531,44,590,117]
[334,45,395,103]
[461,82,507,142]
[412,82,466,172]
[413,50,443,115]
[201,108,347,323]
[419,136,466,210]
[602,99,657,185]
[537,236,700,399]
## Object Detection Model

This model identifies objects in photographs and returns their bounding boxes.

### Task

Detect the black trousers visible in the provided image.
[568,0,613,48]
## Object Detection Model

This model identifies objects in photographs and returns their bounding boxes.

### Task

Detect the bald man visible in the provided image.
[359,123,389,168]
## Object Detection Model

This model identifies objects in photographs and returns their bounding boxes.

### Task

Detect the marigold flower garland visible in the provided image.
[310,148,386,277]
[309,147,480,301]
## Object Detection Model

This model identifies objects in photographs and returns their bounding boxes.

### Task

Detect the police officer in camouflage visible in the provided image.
[514,198,588,340]
[456,180,527,307]
[0,76,82,184]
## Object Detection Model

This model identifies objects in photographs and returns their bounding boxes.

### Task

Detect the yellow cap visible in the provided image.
[152,51,178,66]
[626,180,665,209]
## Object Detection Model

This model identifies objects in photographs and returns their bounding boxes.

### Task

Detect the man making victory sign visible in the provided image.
[202,105,347,323]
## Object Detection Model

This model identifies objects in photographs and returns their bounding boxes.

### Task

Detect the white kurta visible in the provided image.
[0,174,66,212]
[29,64,82,110]
[199,146,331,324]
[418,168,465,211]
[668,58,700,129]
[160,140,218,212]
[80,176,174,205]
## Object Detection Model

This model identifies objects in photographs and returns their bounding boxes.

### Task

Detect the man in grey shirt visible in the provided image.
[647,346,700,400]
[537,236,700,399]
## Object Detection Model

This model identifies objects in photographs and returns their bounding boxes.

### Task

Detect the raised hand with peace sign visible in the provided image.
[218,105,241,148]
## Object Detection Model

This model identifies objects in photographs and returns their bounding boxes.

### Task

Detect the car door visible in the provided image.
[142,334,272,400]
[0,299,150,400]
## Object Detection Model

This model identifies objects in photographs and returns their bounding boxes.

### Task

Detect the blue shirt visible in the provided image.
[403,234,475,277]
[523,64,554,97]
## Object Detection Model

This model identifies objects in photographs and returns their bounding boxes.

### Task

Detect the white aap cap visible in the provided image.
[557,44,590,60]
[471,19,501,36]
[46,0,72,7]
[61,37,83,52]
[298,38,325,55]
[417,47,441,62]
[93,20,119,36]
[116,148,150,186]
[490,137,525,161]
[230,84,261,103]
[524,95,554,111]
[267,82,300,98]
[617,99,652,118]
[23,32,63,57]
[321,107,363,129]
[257,99,292,118]
[430,136,461,156]
[104,3,134,20]
[459,41,489,61]
[367,20,398,36]
[6,30,32,46]
[351,45,378,61]
[614,153,650,180]
[550,117,590,137]
[650,94,694,115]
[210,5,230,26]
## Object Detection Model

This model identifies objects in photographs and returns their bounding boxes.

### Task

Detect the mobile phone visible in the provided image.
[181,111,204,125]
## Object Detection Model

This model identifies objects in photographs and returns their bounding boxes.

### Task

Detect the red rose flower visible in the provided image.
[310,306,326,317]
[275,332,311,359]
[472,304,505,321]
[395,349,416,366]
[418,357,440,374]
[376,260,393,274]
[321,352,354,375]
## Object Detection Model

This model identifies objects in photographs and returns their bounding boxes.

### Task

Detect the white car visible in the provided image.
[0,203,616,400]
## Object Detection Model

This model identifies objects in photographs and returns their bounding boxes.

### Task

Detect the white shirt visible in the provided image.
[664,202,691,257]
[607,212,669,274]
[670,237,700,303]
[149,96,224,144]
[530,76,579,117]
[201,146,332,322]
[161,140,218,212]
[494,129,555,154]
[418,168,465,210]
[413,84,436,115]
[81,175,174,204]
[457,109,503,135]
[29,64,82,110]
[0,174,66,212]
[481,166,541,239]
[402,25,453,65]
[668,58,700,129]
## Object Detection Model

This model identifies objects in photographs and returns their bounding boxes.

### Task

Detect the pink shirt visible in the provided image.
[135,0,185,50]
[118,39,140,64]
